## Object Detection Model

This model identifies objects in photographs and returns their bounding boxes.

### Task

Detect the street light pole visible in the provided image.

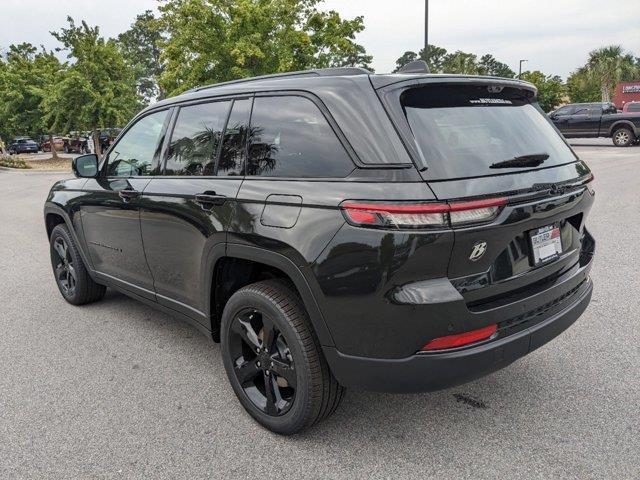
[519,59,528,78]
[425,0,429,51]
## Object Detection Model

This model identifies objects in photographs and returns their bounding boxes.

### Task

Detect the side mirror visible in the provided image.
[72,154,99,178]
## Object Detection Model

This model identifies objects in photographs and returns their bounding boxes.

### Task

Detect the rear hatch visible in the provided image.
[378,79,594,308]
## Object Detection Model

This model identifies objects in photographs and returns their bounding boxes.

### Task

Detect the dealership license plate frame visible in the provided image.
[529,224,563,266]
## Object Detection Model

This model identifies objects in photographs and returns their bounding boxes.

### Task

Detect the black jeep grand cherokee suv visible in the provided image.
[44,66,595,434]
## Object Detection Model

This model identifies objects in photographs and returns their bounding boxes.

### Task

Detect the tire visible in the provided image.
[612,128,634,147]
[221,279,344,435]
[49,224,106,305]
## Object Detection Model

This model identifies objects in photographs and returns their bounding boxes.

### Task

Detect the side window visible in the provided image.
[573,107,589,115]
[555,106,574,116]
[247,96,354,178]
[218,98,252,176]
[628,103,640,112]
[164,101,231,176]
[589,106,603,116]
[106,110,169,177]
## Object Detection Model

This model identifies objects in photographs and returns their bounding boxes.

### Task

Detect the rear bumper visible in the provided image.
[324,277,592,393]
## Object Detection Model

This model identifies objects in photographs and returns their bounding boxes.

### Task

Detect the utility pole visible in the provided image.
[518,59,528,78]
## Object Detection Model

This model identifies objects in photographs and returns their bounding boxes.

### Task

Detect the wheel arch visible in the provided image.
[609,120,638,137]
[209,244,335,348]
[44,203,95,273]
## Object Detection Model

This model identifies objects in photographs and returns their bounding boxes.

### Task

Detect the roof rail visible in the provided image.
[184,67,372,94]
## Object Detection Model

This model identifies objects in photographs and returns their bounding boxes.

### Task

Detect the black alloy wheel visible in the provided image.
[221,280,344,435]
[228,307,297,416]
[52,236,76,297]
[49,224,106,305]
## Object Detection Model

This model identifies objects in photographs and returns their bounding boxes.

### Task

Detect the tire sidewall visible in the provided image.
[220,286,314,434]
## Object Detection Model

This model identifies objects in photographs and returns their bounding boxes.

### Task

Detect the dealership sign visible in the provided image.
[622,84,640,94]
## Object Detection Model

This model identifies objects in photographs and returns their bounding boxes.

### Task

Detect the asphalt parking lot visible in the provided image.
[0,139,638,479]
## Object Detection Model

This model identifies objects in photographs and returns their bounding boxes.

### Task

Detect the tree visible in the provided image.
[46,17,139,154]
[393,44,514,76]
[117,10,166,103]
[478,54,515,78]
[520,70,565,112]
[158,0,372,96]
[585,45,638,102]
[442,51,479,75]
[0,44,62,138]
[566,66,601,103]
[393,44,447,73]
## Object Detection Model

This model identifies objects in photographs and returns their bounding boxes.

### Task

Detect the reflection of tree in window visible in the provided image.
[165,101,230,176]
[217,98,252,176]
[246,96,353,178]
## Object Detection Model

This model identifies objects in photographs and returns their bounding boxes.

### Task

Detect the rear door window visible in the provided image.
[401,85,577,180]
[218,98,252,176]
[165,101,231,176]
[247,96,354,178]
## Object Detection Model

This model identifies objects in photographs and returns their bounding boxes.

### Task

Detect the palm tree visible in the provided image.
[586,46,639,103]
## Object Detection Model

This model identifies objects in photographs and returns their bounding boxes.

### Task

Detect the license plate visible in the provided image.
[530,225,562,265]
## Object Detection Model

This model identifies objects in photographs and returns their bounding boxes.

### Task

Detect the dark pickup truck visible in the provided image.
[549,102,640,147]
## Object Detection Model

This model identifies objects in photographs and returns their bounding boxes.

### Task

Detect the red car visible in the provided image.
[42,137,65,152]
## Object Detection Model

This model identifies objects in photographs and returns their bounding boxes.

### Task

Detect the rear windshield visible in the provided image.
[401,85,577,179]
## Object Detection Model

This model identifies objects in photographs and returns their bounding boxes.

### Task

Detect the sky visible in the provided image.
[1,0,638,80]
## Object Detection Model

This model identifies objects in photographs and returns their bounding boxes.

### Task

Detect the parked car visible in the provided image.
[41,137,65,152]
[62,137,89,154]
[549,102,640,146]
[622,101,640,113]
[44,65,595,434]
[8,137,39,154]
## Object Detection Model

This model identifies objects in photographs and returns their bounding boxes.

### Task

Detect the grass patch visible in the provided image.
[0,156,31,169]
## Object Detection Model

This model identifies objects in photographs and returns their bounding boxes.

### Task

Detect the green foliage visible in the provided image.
[117,10,166,102]
[520,70,565,112]
[0,156,30,169]
[44,17,139,137]
[158,0,372,96]
[394,44,514,77]
[566,67,600,103]
[0,43,63,139]
[583,45,638,102]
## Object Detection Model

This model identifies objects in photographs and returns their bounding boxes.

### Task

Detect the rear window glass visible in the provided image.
[402,85,577,179]
[247,96,354,178]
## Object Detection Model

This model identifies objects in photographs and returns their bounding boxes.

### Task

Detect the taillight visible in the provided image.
[420,324,498,352]
[341,197,506,229]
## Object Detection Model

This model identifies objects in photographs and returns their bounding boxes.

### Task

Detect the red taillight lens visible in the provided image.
[341,202,449,228]
[341,197,507,229]
[420,324,498,351]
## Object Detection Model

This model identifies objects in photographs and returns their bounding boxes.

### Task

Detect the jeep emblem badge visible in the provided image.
[469,242,487,261]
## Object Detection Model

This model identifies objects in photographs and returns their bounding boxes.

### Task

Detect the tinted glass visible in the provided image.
[402,85,576,180]
[628,103,640,112]
[218,99,252,176]
[106,110,169,177]
[589,106,603,115]
[555,106,574,116]
[165,101,231,176]
[573,107,589,115]
[247,96,353,178]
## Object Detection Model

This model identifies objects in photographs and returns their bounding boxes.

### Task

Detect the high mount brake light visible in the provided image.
[341,198,507,229]
[421,324,498,351]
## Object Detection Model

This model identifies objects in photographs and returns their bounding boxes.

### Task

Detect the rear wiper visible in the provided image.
[490,153,549,169]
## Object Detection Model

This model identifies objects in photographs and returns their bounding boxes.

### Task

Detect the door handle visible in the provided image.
[195,192,227,209]
[118,189,141,201]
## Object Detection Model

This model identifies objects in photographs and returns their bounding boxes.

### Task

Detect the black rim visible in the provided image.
[228,308,297,417]
[52,236,76,296]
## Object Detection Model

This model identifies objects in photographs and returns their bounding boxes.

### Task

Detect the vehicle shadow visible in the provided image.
[95,288,560,446]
